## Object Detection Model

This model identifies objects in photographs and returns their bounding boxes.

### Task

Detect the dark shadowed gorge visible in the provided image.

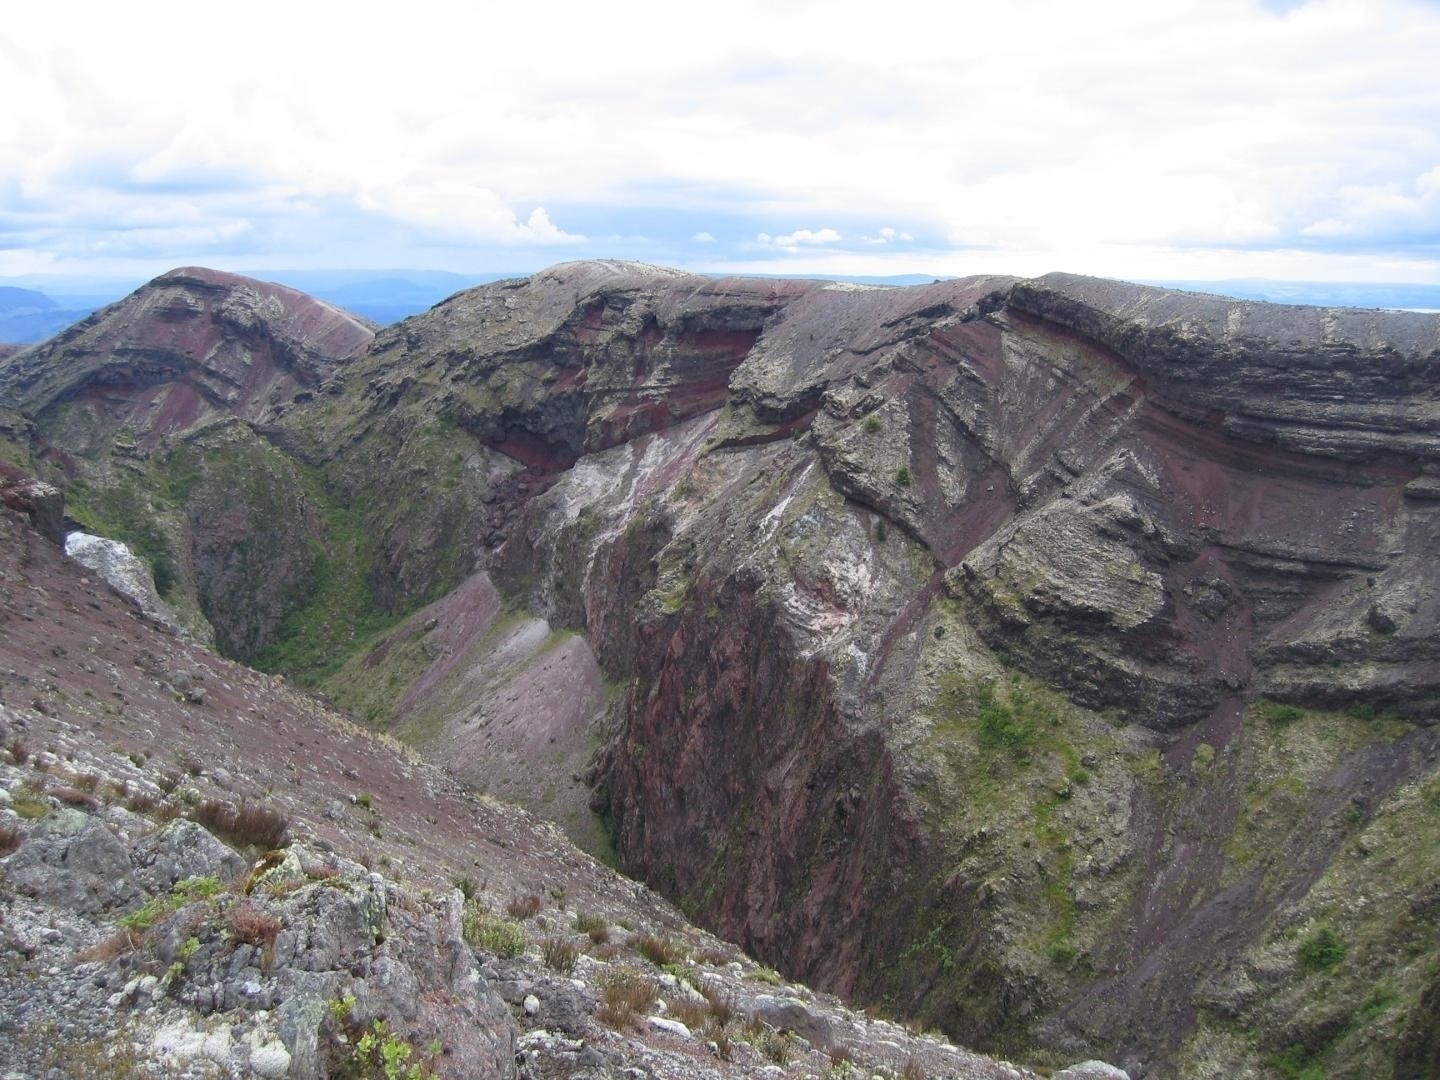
[4,260,1439,1078]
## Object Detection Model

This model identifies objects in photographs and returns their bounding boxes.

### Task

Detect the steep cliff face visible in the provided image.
[4,262,1439,1077]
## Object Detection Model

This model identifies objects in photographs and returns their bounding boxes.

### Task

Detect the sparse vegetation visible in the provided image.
[506,892,542,919]
[461,904,526,957]
[894,465,912,487]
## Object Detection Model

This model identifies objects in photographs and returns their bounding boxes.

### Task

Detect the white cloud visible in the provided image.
[2,0,1440,281]
[758,228,842,248]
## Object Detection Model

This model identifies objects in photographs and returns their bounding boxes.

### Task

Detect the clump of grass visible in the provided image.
[595,967,655,1030]
[506,893,542,920]
[632,933,681,966]
[453,874,478,901]
[8,739,29,765]
[190,798,290,850]
[228,903,281,948]
[12,782,51,820]
[462,904,526,958]
[700,983,736,1025]
[667,995,708,1030]
[576,911,609,944]
[49,786,100,812]
[894,466,912,488]
[541,935,579,974]
[0,825,21,856]
[745,965,782,985]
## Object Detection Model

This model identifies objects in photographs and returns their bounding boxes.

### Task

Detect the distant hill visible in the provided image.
[0,286,105,345]
[1150,278,1440,311]
[245,268,513,325]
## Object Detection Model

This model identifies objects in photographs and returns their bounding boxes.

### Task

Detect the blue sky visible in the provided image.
[3,0,1439,285]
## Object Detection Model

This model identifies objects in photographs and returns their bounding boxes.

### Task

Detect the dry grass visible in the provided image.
[631,932,681,966]
[699,983,736,1026]
[74,928,146,962]
[541,935,579,974]
[595,967,656,1031]
[0,824,22,856]
[506,893,542,920]
[228,903,281,948]
[667,994,708,1031]
[49,786,100,811]
[576,911,609,944]
[191,798,290,850]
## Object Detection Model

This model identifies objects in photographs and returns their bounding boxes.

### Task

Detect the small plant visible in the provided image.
[595,967,655,1030]
[700,984,736,1025]
[541,935,579,974]
[506,892,542,920]
[902,1056,927,1080]
[1298,927,1346,974]
[863,414,882,434]
[576,911,609,944]
[745,965,782,985]
[1255,700,1305,726]
[462,904,526,957]
[632,932,680,966]
[453,874,478,901]
[49,786,100,811]
[0,825,21,856]
[894,466,912,488]
[11,782,49,820]
[190,798,290,850]
[228,903,281,949]
[668,994,708,1030]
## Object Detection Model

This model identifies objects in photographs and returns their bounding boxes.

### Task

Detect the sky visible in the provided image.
[3,0,1440,286]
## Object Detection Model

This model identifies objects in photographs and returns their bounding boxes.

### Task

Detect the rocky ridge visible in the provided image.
[2,262,1439,1076]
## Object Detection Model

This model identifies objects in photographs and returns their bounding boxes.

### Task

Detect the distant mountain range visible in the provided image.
[3,269,1438,345]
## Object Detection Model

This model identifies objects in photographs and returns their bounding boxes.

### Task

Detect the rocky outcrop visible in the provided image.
[0,459,63,543]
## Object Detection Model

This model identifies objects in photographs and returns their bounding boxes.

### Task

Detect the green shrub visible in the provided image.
[1297,927,1346,973]
[863,415,882,434]
[462,905,525,957]
[894,466,912,488]
[1256,700,1305,726]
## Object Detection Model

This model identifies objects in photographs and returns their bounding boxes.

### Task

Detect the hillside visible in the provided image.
[3,261,1439,1077]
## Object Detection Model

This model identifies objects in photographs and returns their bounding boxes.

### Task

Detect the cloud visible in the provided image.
[2,0,1440,281]
[758,228,842,247]
[862,227,915,245]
